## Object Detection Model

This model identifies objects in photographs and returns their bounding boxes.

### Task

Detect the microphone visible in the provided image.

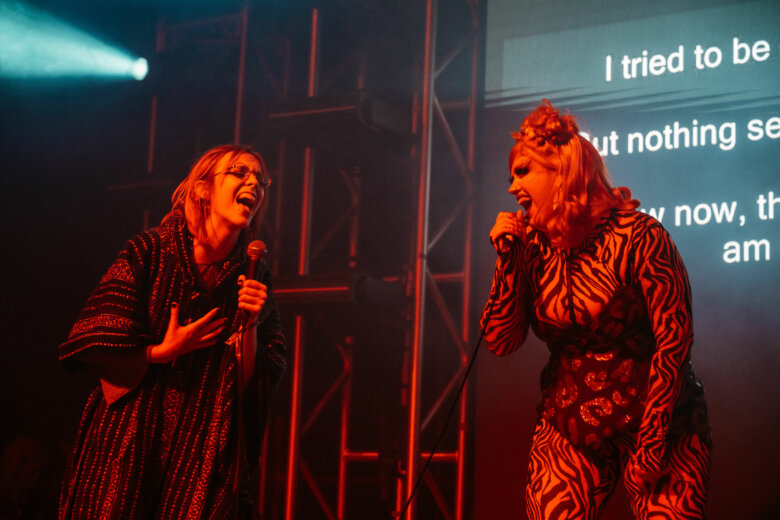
[496,210,525,254]
[241,240,267,328]
[246,240,267,281]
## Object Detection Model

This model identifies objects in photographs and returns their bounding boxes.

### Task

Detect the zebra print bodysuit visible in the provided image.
[482,208,710,518]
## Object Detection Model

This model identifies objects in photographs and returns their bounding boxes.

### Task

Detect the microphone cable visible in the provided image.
[398,290,502,517]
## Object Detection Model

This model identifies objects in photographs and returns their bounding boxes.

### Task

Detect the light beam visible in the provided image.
[0,1,148,80]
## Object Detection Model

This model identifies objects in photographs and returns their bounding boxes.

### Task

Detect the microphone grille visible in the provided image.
[247,240,267,260]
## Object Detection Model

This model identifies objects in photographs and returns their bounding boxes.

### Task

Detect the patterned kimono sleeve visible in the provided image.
[58,236,154,404]
[479,240,532,356]
[631,219,693,473]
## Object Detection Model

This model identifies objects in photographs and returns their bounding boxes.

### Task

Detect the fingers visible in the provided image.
[191,307,220,325]
[237,279,268,314]
[188,314,226,341]
[157,306,228,361]
[169,302,180,326]
[499,211,522,230]
[196,315,227,335]
[190,328,223,351]
[238,296,267,315]
[238,278,265,290]
[199,326,224,342]
[493,212,520,232]
[181,308,225,345]
[238,280,267,297]
[490,211,523,246]
[181,314,226,354]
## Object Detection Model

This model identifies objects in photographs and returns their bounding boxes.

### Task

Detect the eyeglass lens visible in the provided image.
[226,166,271,187]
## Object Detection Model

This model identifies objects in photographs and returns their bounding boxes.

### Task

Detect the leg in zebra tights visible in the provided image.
[620,432,710,520]
[525,420,620,520]
[525,420,710,520]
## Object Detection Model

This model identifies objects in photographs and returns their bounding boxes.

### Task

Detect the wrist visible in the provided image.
[241,317,261,332]
[146,344,164,364]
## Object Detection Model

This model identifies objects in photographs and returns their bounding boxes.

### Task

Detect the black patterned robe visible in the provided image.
[58,217,286,519]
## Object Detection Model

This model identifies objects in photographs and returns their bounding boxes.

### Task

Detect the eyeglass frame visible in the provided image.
[216,164,272,188]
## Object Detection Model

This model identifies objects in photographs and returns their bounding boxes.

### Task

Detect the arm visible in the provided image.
[59,234,225,404]
[58,239,154,404]
[236,264,286,393]
[631,221,693,480]
[235,275,266,391]
[241,266,287,462]
[480,212,532,356]
[146,305,225,364]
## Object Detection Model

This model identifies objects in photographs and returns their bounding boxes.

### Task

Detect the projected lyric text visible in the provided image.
[580,116,780,156]
[578,33,779,267]
[637,192,778,265]
[604,37,771,81]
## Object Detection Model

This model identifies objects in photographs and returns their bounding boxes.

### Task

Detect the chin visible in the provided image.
[527,216,546,232]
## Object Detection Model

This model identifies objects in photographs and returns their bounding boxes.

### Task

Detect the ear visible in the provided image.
[194,179,210,201]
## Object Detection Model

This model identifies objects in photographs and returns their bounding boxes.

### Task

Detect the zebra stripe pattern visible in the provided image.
[482,209,711,518]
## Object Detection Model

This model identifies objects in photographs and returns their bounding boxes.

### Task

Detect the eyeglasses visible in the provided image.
[218,164,272,188]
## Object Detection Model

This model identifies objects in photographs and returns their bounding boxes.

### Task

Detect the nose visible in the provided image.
[508,176,520,194]
[244,171,259,190]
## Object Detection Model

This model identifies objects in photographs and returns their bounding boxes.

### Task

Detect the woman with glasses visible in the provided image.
[481,101,711,519]
[58,145,286,519]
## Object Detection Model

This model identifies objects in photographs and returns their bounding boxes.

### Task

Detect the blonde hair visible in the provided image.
[162,144,269,247]
[510,100,638,248]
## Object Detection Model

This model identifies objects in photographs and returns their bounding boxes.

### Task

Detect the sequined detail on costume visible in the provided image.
[585,371,610,392]
[612,389,631,407]
[555,374,578,408]
[580,397,614,427]
[611,359,634,383]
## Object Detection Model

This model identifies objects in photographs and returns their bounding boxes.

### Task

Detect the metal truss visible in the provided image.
[147,8,249,171]
[404,0,482,518]
[142,2,483,518]
[263,8,393,519]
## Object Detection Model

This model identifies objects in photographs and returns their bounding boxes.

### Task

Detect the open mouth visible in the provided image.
[236,193,256,211]
[516,194,532,211]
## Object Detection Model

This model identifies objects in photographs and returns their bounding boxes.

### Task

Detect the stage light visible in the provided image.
[0,1,148,80]
[132,58,148,81]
